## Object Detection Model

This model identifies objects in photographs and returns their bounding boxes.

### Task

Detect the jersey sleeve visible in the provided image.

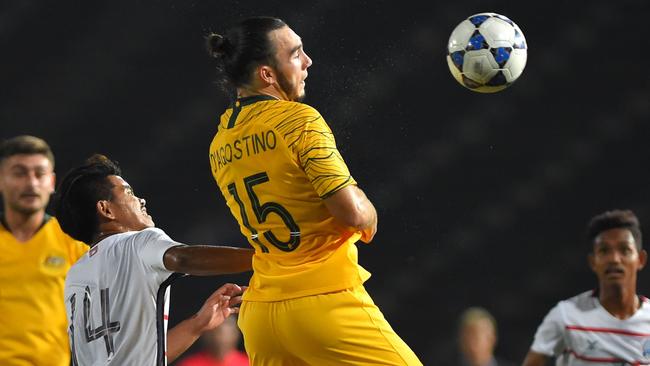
[135,228,185,273]
[68,239,89,262]
[295,107,357,198]
[530,302,565,356]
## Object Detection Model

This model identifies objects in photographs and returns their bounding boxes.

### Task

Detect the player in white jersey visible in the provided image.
[54,155,254,366]
[523,209,649,366]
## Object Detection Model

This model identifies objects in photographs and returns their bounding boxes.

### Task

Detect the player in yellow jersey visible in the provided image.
[206,16,422,365]
[0,135,88,366]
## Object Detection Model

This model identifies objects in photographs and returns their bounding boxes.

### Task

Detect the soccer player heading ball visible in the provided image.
[206,16,422,365]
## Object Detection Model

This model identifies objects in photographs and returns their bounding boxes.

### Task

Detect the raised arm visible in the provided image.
[166,283,244,362]
[163,245,253,275]
[323,185,377,243]
[522,351,548,366]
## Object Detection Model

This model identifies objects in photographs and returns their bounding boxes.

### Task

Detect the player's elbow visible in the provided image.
[324,185,377,230]
[339,206,376,230]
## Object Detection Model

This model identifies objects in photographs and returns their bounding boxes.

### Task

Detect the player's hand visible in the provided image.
[193,283,245,333]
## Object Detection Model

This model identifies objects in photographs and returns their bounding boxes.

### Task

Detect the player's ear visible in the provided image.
[48,172,56,194]
[96,200,116,220]
[638,249,647,270]
[258,65,276,84]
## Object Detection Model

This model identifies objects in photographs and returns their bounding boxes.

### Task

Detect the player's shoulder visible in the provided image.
[258,101,327,136]
[95,227,168,250]
[128,227,170,243]
[559,290,598,312]
[139,226,167,236]
[273,100,322,119]
[637,295,650,315]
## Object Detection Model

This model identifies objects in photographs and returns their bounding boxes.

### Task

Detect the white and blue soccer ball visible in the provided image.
[446,12,528,93]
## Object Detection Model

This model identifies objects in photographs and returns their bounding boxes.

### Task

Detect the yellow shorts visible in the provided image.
[238,285,422,366]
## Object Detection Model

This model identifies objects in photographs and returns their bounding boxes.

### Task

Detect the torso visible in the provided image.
[64,227,180,366]
[209,96,369,301]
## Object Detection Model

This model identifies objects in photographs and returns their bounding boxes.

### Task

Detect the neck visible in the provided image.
[2,208,46,242]
[93,221,146,244]
[599,284,639,319]
[237,84,287,101]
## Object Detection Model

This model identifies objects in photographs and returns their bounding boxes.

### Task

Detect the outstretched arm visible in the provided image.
[166,283,244,363]
[522,351,548,366]
[163,245,253,275]
[324,184,377,243]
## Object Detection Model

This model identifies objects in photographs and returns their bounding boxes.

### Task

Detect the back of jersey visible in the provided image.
[210,96,370,302]
[63,228,179,366]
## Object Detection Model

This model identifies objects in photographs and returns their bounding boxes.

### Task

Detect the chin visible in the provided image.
[294,91,306,102]
[601,277,627,287]
[15,205,45,215]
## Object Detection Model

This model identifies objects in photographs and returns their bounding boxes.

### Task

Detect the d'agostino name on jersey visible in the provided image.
[210,129,277,172]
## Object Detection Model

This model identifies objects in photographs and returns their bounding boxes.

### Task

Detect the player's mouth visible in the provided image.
[141,206,152,219]
[604,267,625,277]
[20,192,41,200]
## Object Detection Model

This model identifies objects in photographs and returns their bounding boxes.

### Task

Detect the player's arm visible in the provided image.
[523,303,563,366]
[163,246,253,275]
[291,106,377,241]
[522,351,548,366]
[167,283,243,362]
[324,184,377,243]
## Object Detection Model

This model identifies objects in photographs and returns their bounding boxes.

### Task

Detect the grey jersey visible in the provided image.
[64,228,182,366]
[531,290,650,365]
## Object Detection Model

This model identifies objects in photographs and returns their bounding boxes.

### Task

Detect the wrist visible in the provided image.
[185,313,207,335]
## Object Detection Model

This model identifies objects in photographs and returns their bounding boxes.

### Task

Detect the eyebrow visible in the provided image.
[290,43,302,55]
[8,163,50,170]
[596,241,634,248]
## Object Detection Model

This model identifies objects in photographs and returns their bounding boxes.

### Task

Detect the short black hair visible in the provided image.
[586,209,642,250]
[0,135,55,168]
[206,16,287,96]
[54,154,121,245]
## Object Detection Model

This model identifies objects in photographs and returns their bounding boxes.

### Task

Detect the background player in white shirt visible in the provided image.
[523,209,650,366]
[54,154,254,365]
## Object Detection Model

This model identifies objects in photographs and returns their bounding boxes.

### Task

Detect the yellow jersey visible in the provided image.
[0,216,88,366]
[209,95,371,301]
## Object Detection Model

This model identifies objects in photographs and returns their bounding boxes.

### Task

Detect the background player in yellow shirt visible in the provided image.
[0,135,88,366]
[206,16,422,365]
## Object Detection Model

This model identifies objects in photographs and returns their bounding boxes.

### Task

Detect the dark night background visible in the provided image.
[2,1,650,364]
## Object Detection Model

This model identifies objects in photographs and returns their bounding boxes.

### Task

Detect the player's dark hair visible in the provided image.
[586,209,642,251]
[0,135,55,168]
[54,154,121,245]
[206,16,287,96]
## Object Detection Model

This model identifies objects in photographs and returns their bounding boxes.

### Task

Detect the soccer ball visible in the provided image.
[446,12,528,93]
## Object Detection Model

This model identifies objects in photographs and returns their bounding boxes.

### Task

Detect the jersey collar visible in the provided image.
[226,95,278,129]
[0,212,51,235]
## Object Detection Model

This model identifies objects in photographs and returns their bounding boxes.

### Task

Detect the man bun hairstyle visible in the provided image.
[54,154,122,245]
[206,34,232,59]
[586,209,642,250]
[206,16,287,96]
